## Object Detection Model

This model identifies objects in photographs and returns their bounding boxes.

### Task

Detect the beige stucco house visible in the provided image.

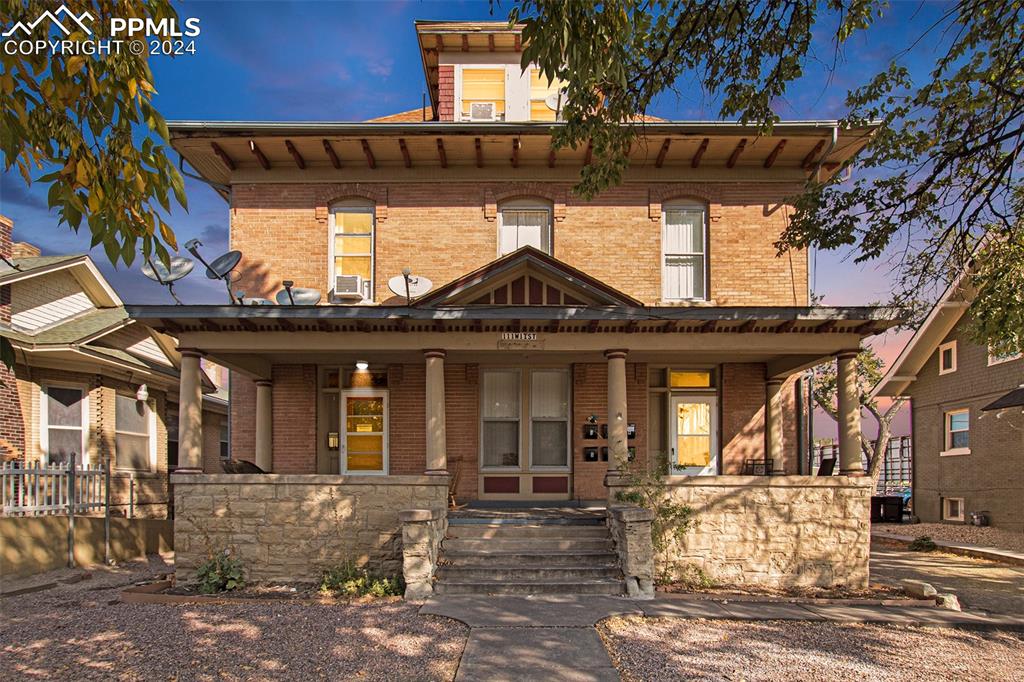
[0,216,229,518]
[128,21,898,593]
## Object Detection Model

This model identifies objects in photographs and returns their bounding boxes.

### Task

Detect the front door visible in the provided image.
[340,390,388,474]
[669,395,718,476]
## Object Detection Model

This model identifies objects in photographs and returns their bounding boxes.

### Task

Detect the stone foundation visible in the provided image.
[607,475,872,588]
[172,473,448,583]
[607,506,655,598]
[400,508,448,600]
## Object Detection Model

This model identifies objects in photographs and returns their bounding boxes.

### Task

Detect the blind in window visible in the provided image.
[663,208,706,300]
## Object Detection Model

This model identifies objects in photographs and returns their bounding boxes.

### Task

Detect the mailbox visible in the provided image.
[583,447,599,462]
[627,423,637,440]
[582,423,599,440]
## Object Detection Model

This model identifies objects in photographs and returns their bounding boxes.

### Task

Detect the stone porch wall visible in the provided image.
[607,475,872,588]
[172,473,448,583]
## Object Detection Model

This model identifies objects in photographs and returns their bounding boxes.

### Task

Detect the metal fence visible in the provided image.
[0,453,110,567]
[812,435,912,494]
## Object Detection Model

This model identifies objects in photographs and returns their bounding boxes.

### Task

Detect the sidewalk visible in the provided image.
[422,594,1024,681]
[873,530,1024,566]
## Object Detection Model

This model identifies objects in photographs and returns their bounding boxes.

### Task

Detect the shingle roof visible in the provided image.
[366,106,434,123]
[982,386,1024,411]
[0,254,86,284]
[8,307,128,345]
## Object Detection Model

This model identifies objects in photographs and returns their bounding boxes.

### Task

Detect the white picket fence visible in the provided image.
[0,453,110,567]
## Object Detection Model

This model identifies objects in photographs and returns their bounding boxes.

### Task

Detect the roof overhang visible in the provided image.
[982,386,1024,412]
[169,120,878,191]
[0,255,121,307]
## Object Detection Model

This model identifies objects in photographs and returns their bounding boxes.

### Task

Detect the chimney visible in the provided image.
[0,214,11,261]
[11,242,40,259]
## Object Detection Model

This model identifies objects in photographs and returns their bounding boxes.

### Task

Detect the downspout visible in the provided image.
[795,376,805,475]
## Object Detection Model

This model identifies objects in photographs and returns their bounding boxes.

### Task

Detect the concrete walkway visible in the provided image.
[423,594,1024,681]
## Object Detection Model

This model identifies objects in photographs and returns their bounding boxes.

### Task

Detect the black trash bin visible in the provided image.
[871,495,905,523]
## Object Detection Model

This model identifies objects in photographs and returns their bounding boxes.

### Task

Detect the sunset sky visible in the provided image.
[1,0,948,436]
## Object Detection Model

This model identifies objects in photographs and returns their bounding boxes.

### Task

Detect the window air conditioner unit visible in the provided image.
[334,275,364,300]
[469,102,497,121]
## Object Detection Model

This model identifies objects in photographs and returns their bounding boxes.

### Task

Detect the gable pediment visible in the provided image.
[414,246,641,308]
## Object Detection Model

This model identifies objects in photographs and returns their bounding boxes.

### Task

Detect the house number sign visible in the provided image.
[498,332,544,350]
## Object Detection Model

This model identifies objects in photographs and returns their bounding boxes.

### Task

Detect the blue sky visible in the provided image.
[1,0,951,434]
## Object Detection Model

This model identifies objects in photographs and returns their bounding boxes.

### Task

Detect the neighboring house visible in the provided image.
[128,20,899,589]
[873,276,1024,532]
[0,215,229,518]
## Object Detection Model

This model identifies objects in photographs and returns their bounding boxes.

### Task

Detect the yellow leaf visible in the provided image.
[159,219,177,250]
[87,193,99,212]
[67,56,86,77]
[128,78,137,99]
[75,162,89,187]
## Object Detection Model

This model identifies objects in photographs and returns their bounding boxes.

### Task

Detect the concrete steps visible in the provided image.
[434,512,624,596]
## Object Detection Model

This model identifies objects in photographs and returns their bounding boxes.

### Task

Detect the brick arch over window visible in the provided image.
[314,185,388,224]
[648,185,721,223]
[484,184,567,222]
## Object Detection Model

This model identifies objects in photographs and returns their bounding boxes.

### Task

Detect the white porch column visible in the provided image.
[424,349,447,474]
[605,349,629,470]
[765,378,785,473]
[177,350,203,472]
[837,351,864,475]
[254,379,273,472]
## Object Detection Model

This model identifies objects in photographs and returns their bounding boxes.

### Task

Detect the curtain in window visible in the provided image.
[115,395,151,471]
[663,208,706,300]
[500,210,550,255]
[482,371,519,467]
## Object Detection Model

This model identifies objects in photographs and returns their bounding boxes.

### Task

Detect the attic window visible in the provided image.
[461,67,505,121]
[939,340,957,375]
[499,200,552,256]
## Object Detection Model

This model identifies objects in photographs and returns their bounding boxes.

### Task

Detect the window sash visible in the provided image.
[115,395,152,471]
[41,386,86,466]
[662,207,707,300]
[945,410,969,450]
[499,209,551,255]
[329,206,375,301]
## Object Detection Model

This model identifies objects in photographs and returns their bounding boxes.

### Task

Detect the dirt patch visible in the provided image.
[658,581,912,603]
[600,616,1024,682]
[875,522,1024,554]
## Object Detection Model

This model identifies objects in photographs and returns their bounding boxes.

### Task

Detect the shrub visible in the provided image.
[319,561,403,598]
[909,535,937,552]
[196,549,245,594]
[613,452,697,553]
[661,563,716,589]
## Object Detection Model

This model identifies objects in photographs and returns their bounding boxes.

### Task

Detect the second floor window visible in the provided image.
[330,203,374,302]
[944,409,969,453]
[662,203,708,301]
[499,201,552,256]
[939,340,957,374]
[461,67,505,121]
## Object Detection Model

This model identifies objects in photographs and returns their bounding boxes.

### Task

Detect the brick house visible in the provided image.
[0,215,228,518]
[873,275,1024,532]
[128,21,898,590]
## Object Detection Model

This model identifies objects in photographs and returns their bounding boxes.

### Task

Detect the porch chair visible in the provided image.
[741,458,773,476]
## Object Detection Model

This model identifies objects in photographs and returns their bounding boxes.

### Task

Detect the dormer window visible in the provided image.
[461,68,505,121]
[498,200,552,256]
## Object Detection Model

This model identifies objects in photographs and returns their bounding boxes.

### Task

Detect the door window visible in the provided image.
[671,396,718,475]
[341,391,387,473]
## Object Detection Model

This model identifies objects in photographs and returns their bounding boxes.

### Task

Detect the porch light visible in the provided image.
[355,361,369,370]
[135,384,149,402]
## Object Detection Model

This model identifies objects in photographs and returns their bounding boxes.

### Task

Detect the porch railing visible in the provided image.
[812,435,912,494]
[0,453,111,567]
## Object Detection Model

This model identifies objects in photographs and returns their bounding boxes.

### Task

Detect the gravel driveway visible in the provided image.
[600,616,1024,682]
[0,560,467,681]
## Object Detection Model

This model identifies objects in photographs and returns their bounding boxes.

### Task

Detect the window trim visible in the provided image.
[339,388,389,476]
[942,497,965,522]
[497,199,553,257]
[661,201,709,302]
[327,201,375,303]
[987,343,1022,366]
[527,368,571,471]
[39,384,89,467]
[667,393,719,476]
[114,393,157,473]
[457,65,508,122]
[480,368,522,471]
[941,408,970,456]
[938,340,957,375]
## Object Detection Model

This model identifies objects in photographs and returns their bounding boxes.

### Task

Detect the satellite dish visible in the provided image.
[204,250,242,280]
[545,92,563,111]
[388,273,433,302]
[241,297,274,306]
[141,256,195,305]
[275,287,322,305]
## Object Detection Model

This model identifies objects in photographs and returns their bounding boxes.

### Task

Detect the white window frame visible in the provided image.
[661,201,709,302]
[457,65,508,122]
[668,394,719,476]
[328,201,375,303]
[497,200,553,256]
[938,340,957,375]
[987,343,1022,366]
[39,384,89,466]
[480,369,522,471]
[941,408,970,456]
[339,388,389,475]
[527,369,571,471]
[942,497,965,522]
[114,393,157,473]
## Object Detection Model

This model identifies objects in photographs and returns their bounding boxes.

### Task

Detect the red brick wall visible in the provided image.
[0,215,21,460]
[388,363,425,475]
[438,65,455,121]
[228,181,807,308]
[445,363,479,502]
[572,362,648,500]
[721,363,766,474]
[229,374,256,463]
[270,364,317,473]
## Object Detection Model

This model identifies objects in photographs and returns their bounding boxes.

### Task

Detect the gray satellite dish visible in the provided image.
[185,238,242,305]
[141,257,194,305]
[388,273,433,303]
[276,287,322,305]
[544,92,563,111]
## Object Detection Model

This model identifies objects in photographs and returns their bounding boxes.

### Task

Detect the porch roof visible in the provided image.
[128,304,900,336]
